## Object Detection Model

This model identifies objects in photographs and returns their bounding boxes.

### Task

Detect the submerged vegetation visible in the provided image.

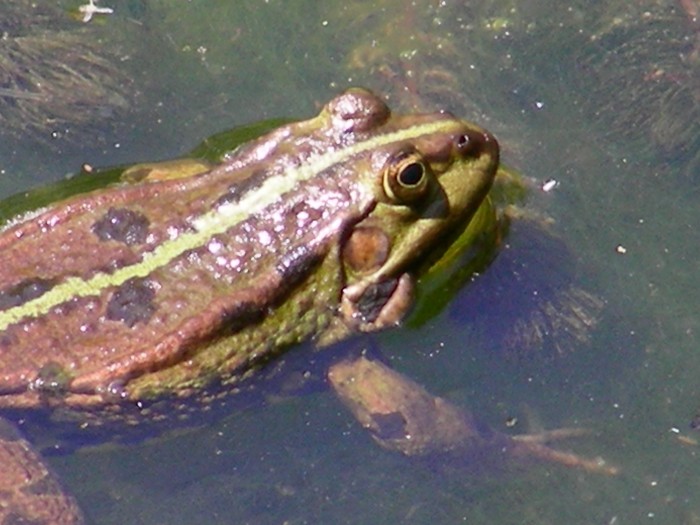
[342,0,699,177]
[0,1,131,145]
[578,2,700,176]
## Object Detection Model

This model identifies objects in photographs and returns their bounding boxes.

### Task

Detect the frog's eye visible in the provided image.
[383,151,431,205]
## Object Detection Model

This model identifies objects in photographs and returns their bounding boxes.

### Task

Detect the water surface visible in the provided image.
[2,1,699,523]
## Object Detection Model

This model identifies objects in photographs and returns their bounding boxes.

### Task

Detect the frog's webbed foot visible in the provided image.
[329,355,618,476]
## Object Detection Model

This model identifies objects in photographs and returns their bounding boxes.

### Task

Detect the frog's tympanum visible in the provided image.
[0,89,612,524]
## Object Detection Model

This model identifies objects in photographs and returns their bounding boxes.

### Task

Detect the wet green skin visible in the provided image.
[0,88,499,418]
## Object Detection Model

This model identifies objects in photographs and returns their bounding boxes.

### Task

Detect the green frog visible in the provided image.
[0,88,499,524]
[0,88,616,524]
[0,87,497,406]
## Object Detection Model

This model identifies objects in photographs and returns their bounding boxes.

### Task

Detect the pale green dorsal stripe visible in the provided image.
[0,119,460,331]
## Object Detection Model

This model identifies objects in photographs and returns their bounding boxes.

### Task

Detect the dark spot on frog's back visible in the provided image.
[0,333,17,352]
[214,169,267,207]
[277,244,324,283]
[0,278,57,310]
[106,278,156,327]
[92,207,150,246]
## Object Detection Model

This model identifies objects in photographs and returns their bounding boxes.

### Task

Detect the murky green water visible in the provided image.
[1,0,699,523]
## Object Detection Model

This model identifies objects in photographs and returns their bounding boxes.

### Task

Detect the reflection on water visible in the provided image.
[2,0,700,523]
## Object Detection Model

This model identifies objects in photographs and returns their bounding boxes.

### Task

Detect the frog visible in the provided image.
[0,88,500,523]
[0,88,613,525]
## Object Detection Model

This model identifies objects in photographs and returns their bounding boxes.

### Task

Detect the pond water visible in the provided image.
[1,1,699,523]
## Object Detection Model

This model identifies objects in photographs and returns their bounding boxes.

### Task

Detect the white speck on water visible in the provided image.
[542,178,558,192]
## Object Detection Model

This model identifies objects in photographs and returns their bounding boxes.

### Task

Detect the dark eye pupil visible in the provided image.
[399,163,424,186]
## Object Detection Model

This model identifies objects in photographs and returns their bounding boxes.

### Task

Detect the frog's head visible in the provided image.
[331,88,499,333]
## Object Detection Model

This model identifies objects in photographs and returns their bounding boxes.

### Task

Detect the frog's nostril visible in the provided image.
[456,130,485,157]
[456,134,470,149]
[462,129,499,156]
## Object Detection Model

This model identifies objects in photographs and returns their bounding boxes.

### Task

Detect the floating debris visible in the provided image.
[78,0,114,23]
[541,178,558,192]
